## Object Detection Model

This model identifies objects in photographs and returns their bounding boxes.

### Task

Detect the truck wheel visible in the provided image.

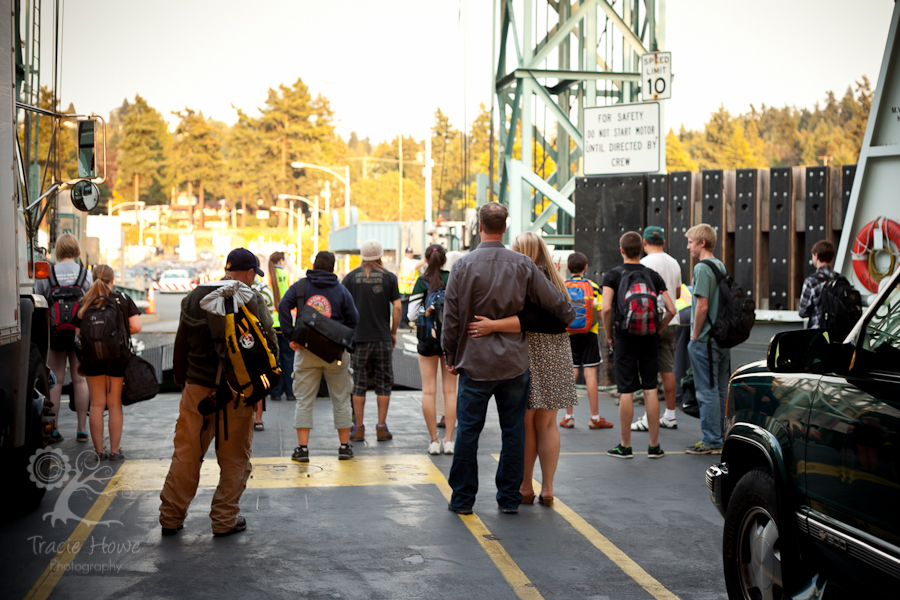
[723,468,786,600]
[5,344,51,517]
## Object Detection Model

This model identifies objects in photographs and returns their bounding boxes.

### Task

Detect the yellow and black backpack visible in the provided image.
[218,295,281,406]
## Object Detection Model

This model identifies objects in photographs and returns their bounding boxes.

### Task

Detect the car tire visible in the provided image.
[723,468,787,600]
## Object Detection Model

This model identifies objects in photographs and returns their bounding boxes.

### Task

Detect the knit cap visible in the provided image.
[360,239,383,262]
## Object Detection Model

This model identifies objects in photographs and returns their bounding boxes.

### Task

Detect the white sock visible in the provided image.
[591,414,600,421]
[664,409,676,420]
[563,413,574,420]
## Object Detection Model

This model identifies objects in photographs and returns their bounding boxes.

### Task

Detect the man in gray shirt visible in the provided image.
[442,203,575,514]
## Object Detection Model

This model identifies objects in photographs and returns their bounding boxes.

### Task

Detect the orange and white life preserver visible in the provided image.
[852,217,900,293]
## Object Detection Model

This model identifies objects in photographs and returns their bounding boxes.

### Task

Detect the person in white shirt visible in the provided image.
[632,226,682,431]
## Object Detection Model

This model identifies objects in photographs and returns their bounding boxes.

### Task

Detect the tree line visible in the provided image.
[26,75,872,230]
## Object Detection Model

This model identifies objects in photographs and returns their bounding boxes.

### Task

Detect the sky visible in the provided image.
[55,0,894,144]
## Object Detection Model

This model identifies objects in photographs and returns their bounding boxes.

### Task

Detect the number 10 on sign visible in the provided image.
[641,51,671,101]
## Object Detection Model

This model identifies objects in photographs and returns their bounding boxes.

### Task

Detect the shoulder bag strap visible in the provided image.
[48,265,59,288]
[75,265,88,288]
[699,259,725,284]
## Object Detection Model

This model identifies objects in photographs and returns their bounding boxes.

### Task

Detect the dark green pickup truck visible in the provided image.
[706,267,900,600]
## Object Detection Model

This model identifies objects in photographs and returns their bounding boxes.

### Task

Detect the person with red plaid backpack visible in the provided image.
[558,252,614,430]
[601,232,675,459]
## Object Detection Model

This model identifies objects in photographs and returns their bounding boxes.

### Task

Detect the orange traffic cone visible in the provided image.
[147,287,156,315]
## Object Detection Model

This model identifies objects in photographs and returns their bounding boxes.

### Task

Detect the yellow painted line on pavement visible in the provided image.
[24,470,130,600]
[550,495,680,600]
[432,477,544,600]
[26,455,542,600]
[489,455,680,600]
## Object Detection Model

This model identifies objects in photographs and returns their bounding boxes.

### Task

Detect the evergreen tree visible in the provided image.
[117,95,170,207]
[171,108,223,229]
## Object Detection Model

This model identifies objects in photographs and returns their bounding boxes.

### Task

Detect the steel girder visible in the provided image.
[493,0,664,243]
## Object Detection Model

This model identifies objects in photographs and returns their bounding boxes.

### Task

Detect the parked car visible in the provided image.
[706,267,900,599]
[155,269,195,293]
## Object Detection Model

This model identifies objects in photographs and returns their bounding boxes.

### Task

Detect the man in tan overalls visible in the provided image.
[158,248,277,537]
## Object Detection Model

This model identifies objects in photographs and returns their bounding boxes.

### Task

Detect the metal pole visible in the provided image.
[289,200,294,237]
[298,208,303,270]
[344,165,350,227]
[399,136,403,221]
[345,166,351,273]
[314,197,319,256]
[425,137,432,231]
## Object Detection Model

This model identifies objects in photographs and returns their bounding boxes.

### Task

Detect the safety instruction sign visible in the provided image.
[582,102,660,175]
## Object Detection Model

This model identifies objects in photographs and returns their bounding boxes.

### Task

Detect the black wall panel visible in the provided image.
[734,169,758,300]
[839,164,857,232]
[701,170,725,236]
[646,174,668,231]
[769,168,792,310]
[804,167,831,278]
[668,171,693,284]
[574,176,645,283]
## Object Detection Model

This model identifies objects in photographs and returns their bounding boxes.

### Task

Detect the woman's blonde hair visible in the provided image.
[55,233,81,261]
[513,231,566,294]
[77,264,114,319]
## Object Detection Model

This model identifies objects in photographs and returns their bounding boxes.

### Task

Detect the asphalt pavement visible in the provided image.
[3,289,729,599]
[2,384,728,600]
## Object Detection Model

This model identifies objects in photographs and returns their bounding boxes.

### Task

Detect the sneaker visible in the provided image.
[427,441,441,455]
[631,415,649,431]
[350,424,365,441]
[684,442,722,455]
[213,516,247,537]
[49,431,64,443]
[442,441,454,455]
[285,395,296,402]
[607,443,633,459]
[270,394,282,402]
[76,431,89,443]
[436,417,446,429]
[659,416,678,429]
[559,415,575,428]
[338,443,354,460]
[589,416,614,429]
[648,445,665,459]
[292,446,309,463]
[376,424,393,441]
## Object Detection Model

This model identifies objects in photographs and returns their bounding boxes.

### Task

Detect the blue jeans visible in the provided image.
[272,333,296,398]
[448,370,530,510]
[688,338,730,448]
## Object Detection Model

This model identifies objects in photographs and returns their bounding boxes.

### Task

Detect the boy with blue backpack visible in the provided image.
[559,252,614,430]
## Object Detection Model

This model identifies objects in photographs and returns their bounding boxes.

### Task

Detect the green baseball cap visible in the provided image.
[643,225,665,241]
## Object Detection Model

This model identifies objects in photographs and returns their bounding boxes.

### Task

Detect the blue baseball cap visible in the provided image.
[225,248,264,276]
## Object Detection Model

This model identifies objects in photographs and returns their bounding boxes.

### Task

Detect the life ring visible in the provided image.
[851,217,900,293]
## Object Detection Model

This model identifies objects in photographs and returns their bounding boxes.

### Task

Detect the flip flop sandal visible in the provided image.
[254,422,265,431]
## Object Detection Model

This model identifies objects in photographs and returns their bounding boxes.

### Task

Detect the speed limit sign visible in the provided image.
[641,51,671,101]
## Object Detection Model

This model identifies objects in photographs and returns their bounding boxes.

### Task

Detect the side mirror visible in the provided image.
[71,180,100,212]
[77,120,96,178]
[767,329,838,373]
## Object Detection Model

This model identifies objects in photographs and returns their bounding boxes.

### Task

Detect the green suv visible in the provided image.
[706,267,900,599]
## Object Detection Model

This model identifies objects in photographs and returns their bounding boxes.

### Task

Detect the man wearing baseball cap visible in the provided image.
[159,248,277,538]
[631,226,683,433]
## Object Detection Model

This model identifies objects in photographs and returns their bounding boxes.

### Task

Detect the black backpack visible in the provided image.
[615,267,661,335]
[817,272,863,341]
[80,293,131,363]
[48,265,88,351]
